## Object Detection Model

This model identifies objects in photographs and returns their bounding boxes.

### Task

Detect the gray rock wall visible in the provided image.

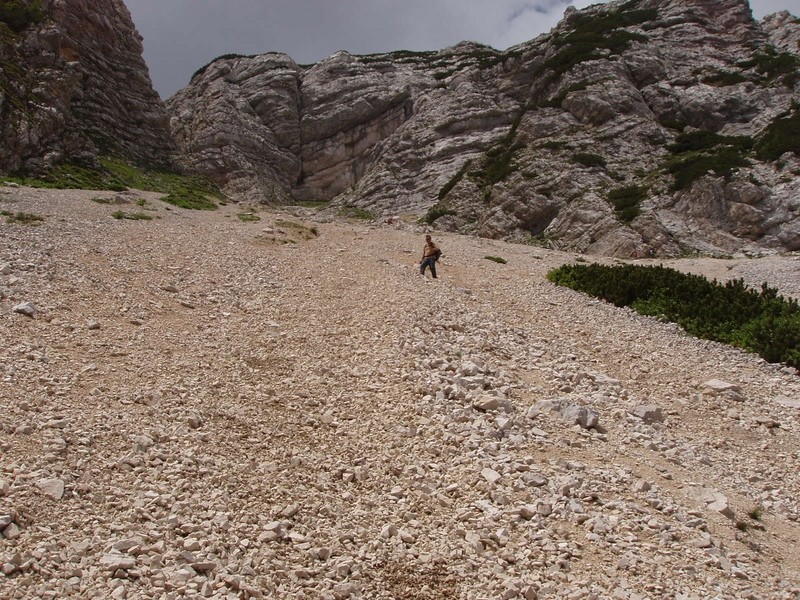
[0,0,175,174]
[167,0,800,257]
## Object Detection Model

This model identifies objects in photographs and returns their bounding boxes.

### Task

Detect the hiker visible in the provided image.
[419,234,440,279]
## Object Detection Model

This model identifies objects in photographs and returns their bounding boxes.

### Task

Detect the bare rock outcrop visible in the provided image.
[0,0,176,174]
[168,0,800,258]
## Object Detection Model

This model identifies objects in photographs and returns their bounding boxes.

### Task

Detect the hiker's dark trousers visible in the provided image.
[420,257,437,278]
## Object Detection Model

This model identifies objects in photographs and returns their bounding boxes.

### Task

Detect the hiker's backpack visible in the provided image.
[433,248,442,261]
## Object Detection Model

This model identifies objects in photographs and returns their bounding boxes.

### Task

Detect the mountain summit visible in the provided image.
[169,0,800,257]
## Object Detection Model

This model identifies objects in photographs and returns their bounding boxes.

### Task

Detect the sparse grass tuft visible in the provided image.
[484,255,507,264]
[338,206,374,220]
[112,210,153,221]
[9,157,224,210]
[4,211,44,224]
[237,213,261,222]
[747,507,763,521]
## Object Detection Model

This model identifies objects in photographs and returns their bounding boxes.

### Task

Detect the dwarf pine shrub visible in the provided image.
[0,0,44,32]
[547,263,800,370]
[608,185,647,222]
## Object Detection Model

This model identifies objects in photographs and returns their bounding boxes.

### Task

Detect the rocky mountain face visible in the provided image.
[168,0,800,257]
[0,0,175,174]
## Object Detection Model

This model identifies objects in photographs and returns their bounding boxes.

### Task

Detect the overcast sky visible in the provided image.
[124,0,798,99]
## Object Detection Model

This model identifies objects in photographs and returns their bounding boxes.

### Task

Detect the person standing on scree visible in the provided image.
[419,234,440,279]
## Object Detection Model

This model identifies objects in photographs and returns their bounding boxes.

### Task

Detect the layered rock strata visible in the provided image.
[169,0,800,257]
[0,0,176,174]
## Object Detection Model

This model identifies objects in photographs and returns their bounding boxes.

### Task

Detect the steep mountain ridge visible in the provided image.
[168,0,800,258]
[0,0,176,174]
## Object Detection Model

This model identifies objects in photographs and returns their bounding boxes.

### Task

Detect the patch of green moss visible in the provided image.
[8,157,224,210]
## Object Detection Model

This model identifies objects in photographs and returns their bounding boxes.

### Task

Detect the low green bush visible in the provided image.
[571,152,606,168]
[608,185,647,222]
[0,0,44,32]
[423,204,456,225]
[702,70,748,86]
[547,262,800,370]
[337,206,374,220]
[740,47,800,86]
[755,108,800,161]
[665,147,749,190]
[438,161,471,200]
[667,130,753,154]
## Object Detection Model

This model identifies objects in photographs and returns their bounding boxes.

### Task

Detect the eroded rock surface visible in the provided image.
[0,0,176,174]
[168,0,800,258]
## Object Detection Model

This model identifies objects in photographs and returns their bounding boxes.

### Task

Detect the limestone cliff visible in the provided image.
[0,0,175,174]
[168,0,800,257]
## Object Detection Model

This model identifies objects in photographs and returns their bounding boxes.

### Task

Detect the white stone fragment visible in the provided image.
[481,468,502,484]
[13,302,38,317]
[36,478,65,500]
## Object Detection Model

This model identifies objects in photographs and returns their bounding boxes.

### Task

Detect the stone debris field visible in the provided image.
[1,186,800,599]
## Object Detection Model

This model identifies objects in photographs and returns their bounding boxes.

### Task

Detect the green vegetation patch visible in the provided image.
[571,152,606,168]
[423,204,457,225]
[438,160,471,201]
[0,0,44,32]
[237,212,261,222]
[665,147,749,191]
[9,157,223,210]
[112,210,152,221]
[542,7,655,79]
[547,263,800,370]
[274,219,318,239]
[608,185,647,222]
[3,210,43,224]
[484,255,507,264]
[755,107,800,161]
[471,114,526,191]
[739,46,800,87]
[191,53,258,81]
[337,205,374,220]
[667,130,753,154]
[663,130,753,191]
[701,70,749,87]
